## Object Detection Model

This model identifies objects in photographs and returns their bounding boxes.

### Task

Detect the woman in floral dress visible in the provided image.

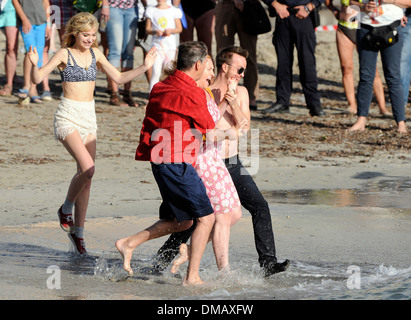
[172,55,247,273]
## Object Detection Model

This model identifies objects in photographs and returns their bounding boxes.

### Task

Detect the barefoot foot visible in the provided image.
[348,117,367,132]
[171,244,190,274]
[397,121,407,134]
[347,124,365,132]
[183,275,204,286]
[115,238,134,275]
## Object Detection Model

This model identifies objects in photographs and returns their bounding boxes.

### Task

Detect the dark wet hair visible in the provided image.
[215,46,249,72]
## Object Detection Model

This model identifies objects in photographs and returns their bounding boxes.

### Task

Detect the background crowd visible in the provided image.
[0,0,410,125]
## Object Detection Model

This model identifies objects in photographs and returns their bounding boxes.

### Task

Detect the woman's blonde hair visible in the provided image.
[62,12,99,48]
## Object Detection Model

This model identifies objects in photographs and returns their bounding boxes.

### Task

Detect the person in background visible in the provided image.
[260,0,326,117]
[105,0,139,106]
[348,0,407,133]
[145,0,182,92]
[136,0,180,89]
[0,0,19,96]
[214,0,260,111]
[325,0,391,116]
[96,1,110,93]
[13,0,51,104]
[42,0,75,101]
[400,6,411,108]
[180,0,215,54]
[136,0,154,86]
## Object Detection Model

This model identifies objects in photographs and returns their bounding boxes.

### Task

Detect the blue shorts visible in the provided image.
[151,163,214,222]
[19,23,46,67]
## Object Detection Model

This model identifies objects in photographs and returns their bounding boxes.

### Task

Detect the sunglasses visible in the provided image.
[226,63,246,75]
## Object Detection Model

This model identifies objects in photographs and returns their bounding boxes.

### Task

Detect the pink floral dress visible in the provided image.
[195,92,241,214]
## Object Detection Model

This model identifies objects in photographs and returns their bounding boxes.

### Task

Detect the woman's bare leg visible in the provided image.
[211,213,232,271]
[72,134,96,229]
[183,214,215,286]
[194,9,215,55]
[172,207,242,274]
[4,26,18,92]
[211,206,241,271]
[336,29,356,113]
[60,131,96,210]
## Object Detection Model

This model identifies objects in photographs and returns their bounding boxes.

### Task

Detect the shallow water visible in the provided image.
[1,240,409,300]
[93,253,411,300]
[261,178,411,209]
[1,179,410,300]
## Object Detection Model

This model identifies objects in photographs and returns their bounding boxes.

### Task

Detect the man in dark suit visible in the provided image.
[261,0,326,116]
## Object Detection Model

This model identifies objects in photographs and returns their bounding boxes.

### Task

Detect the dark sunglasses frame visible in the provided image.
[226,63,245,75]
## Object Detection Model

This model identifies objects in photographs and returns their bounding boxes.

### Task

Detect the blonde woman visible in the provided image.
[28,12,157,254]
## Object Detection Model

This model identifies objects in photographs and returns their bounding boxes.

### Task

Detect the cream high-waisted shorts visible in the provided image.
[54,97,97,144]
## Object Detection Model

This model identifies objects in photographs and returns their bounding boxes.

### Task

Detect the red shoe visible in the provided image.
[68,233,87,255]
[57,206,74,233]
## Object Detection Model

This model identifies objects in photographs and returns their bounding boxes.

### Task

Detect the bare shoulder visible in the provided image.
[91,47,104,60]
[92,47,110,68]
[52,48,69,69]
[55,48,68,59]
[237,85,248,97]
[237,85,250,109]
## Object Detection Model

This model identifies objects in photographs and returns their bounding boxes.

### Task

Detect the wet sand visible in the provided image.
[1,10,411,301]
[1,155,411,300]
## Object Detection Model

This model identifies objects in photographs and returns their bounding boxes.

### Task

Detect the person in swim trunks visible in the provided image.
[28,12,157,255]
[115,41,217,286]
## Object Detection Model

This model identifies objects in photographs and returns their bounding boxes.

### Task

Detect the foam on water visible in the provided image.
[278,262,411,300]
[94,254,131,282]
[89,248,410,300]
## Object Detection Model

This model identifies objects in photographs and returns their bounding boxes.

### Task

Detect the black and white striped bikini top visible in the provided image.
[60,48,97,82]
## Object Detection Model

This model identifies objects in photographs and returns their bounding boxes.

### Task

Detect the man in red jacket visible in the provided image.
[116,41,216,286]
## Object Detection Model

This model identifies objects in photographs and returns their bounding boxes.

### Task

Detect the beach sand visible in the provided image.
[0,10,410,300]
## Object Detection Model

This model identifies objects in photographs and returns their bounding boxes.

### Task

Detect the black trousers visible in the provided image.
[273,14,321,108]
[153,155,278,270]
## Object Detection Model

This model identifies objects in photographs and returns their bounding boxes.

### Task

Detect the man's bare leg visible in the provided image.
[116,219,193,275]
